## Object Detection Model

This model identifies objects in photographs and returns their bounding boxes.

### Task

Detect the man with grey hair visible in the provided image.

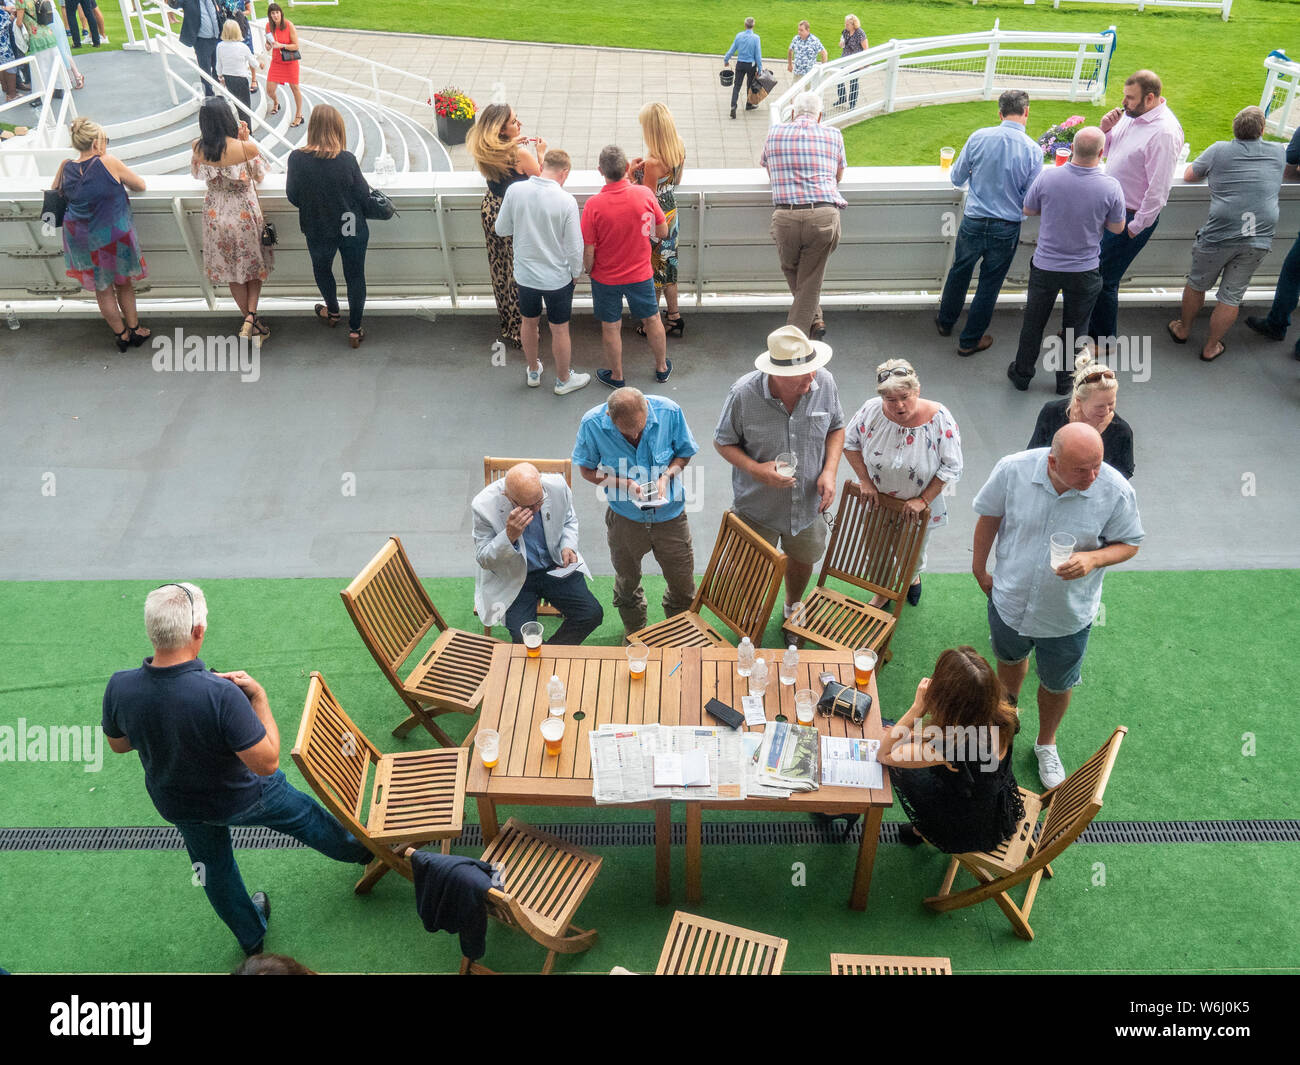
[723,16,763,119]
[1168,106,1288,361]
[1009,127,1126,394]
[573,387,700,635]
[760,93,848,340]
[102,582,373,958]
[581,145,671,389]
[936,88,1041,356]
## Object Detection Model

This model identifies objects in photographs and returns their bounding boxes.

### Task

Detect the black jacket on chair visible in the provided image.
[410,851,496,961]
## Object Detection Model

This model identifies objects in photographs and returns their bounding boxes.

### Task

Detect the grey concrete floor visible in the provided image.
[1,305,1297,581]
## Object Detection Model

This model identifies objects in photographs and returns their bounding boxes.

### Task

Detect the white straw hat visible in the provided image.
[754,325,833,376]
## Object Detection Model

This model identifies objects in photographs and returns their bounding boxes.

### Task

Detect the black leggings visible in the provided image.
[307,232,368,332]
[222,75,251,117]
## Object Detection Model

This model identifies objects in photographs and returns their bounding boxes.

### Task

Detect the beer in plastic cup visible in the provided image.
[521,621,543,658]
[540,716,565,756]
[939,146,955,170]
[854,647,878,689]
[626,641,648,679]
[476,728,500,769]
[794,688,816,727]
[1055,147,1072,166]
[775,451,797,479]
[1050,533,1077,573]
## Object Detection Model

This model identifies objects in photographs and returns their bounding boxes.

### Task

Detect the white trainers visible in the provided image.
[1034,744,1066,789]
[554,371,590,396]
[525,364,542,388]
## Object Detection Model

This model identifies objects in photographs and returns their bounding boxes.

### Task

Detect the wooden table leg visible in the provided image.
[685,803,702,904]
[654,804,671,905]
[849,807,883,911]
[478,798,500,843]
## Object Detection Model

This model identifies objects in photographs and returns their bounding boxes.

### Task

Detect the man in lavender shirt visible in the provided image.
[1084,70,1184,347]
[1008,128,1126,394]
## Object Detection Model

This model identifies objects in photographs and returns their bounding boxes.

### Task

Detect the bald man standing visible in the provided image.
[471,462,603,644]
[971,423,1143,787]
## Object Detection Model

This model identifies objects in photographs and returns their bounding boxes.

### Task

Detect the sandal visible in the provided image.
[239,312,256,339]
[314,304,340,327]
[289,115,304,128]
[349,328,365,348]
[1200,341,1226,362]
[1166,321,1188,345]
[252,315,270,339]
[125,321,150,347]
[664,313,685,337]
[112,326,131,353]
[268,104,280,116]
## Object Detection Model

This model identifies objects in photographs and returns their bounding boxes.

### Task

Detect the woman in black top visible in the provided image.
[285,104,371,347]
[465,102,544,349]
[1028,352,1134,478]
[879,646,1024,855]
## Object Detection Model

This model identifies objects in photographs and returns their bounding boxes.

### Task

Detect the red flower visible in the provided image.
[906,435,914,445]
[945,429,953,438]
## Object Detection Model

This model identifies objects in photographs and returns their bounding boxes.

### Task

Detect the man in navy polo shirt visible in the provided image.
[574,387,699,637]
[102,583,371,957]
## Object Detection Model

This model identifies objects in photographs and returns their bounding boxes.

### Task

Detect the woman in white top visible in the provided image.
[843,358,963,607]
[216,19,258,117]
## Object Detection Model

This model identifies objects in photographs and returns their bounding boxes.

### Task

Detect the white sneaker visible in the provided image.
[1034,744,1066,789]
[553,371,590,396]
[525,364,542,388]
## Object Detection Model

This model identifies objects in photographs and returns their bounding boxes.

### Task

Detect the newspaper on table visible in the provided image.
[589,723,747,804]
[742,733,799,798]
[755,721,820,792]
[819,735,882,789]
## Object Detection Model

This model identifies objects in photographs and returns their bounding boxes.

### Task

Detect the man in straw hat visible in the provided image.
[714,325,844,612]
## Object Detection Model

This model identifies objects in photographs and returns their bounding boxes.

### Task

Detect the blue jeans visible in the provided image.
[174,770,371,952]
[1087,208,1158,342]
[505,570,603,645]
[194,36,219,96]
[1263,229,1300,342]
[937,216,1022,349]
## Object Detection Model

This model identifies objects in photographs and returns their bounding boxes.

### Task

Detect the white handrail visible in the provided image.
[291,34,435,114]
[1261,52,1300,139]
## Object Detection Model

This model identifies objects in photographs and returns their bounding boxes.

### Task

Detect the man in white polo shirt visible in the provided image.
[495,149,589,396]
[972,423,1143,787]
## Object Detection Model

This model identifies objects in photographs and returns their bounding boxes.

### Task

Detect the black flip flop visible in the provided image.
[1166,322,1188,345]
[1200,342,1226,362]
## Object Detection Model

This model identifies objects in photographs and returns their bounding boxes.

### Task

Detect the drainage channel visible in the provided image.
[3,820,1298,852]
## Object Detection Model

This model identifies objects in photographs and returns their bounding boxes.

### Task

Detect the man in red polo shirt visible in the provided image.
[581,144,670,389]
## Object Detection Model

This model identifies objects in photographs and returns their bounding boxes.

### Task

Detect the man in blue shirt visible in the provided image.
[574,387,700,636]
[168,0,223,95]
[723,16,763,120]
[936,89,1042,356]
[102,583,373,957]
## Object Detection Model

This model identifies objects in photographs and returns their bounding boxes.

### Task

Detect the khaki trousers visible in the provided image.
[605,509,697,634]
[771,205,841,331]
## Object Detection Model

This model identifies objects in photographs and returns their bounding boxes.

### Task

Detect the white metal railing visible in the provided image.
[0,52,79,177]
[770,21,1117,128]
[974,0,1232,21]
[291,34,434,113]
[1262,51,1300,139]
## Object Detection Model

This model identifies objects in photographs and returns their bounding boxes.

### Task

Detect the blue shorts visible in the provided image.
[987,599,1091,694]
[518,280,575,324]
[591,277,658,323]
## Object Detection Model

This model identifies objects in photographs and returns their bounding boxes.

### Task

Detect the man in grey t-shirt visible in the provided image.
[1168,106,1288,361]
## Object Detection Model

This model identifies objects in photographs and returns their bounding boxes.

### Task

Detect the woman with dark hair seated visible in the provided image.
[879,646,1025,853]
[190,96,274,340]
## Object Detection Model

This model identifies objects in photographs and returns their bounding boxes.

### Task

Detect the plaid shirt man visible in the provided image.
[760,114,848,208]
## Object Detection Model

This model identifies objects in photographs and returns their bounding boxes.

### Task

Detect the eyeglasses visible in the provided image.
[1081,369,1117,384]
[877,367,914,384]
[157,583,196,633]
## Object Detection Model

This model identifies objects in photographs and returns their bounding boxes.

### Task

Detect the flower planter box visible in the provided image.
[436,114,473,146]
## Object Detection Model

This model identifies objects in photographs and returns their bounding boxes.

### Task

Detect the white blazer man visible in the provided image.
[471,462,603,644]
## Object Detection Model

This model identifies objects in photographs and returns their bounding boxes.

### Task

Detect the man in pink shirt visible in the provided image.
[1085,70,1184,348]
[581,145,670,389]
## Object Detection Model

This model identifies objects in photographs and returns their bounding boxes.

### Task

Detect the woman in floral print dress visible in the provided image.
[843,357,963,607]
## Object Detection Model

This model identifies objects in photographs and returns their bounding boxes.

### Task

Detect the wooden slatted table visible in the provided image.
[467,644,893,910]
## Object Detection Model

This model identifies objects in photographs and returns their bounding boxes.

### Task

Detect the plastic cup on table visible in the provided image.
[476,728,500,769]
[794,688,816,727]
[1050,533,1077,573]
[853,648,877,690]
[521,621,543,658]
[626,641,648,680]
[540,716,565,757]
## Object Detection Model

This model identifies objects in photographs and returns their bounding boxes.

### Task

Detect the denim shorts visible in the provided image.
[1186,242,1268,306]
[518,280,575,324]
[737,511,829,566]
[591,277,658,323]
[987,599,1091,693]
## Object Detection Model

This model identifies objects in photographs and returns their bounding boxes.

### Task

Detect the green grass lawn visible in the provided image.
[291,0,1298,163]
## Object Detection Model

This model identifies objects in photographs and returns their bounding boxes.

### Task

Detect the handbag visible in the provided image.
[816,680,873,726]
[279,48,301,61]
[12,19,29,53]
[361,185,395,221]
[238,141,276,246]
[42,187,67,229]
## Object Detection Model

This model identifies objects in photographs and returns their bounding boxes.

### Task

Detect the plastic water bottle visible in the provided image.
[5,304,18,330]
[374,151,396,186]
[780,644,799,686]
[749,657,768,698]
[1177,142,1190,167]
[736,636,755,678]
[546,675,566,717]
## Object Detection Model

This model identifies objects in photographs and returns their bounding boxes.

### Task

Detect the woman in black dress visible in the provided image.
[1029,352,1134,478]
[879,646,1024,854]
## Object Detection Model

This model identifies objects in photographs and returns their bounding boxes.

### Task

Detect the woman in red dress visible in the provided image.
[264,2,303,128]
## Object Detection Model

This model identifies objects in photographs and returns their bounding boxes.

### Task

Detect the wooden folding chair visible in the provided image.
[924,726,1127,941]
[627,511,786,648]
[479,457,574,636]
[459,818,602,975]
[292,672,468,895]
[782,483,927,663]
[340,536,500,745]
[830,953,952,975]
[656,912,788,975]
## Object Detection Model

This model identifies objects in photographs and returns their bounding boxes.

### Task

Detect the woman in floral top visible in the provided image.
[844,357,962,606]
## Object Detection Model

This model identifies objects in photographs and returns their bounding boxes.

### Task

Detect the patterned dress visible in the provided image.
[482,168,525,347]
[0,8,17,68]
[193,153,275,285]
[649,159,683,291]
[61,156,147,292]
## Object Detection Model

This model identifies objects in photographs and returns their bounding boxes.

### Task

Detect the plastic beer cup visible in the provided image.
[1055,147,1072,166]
[540,716,565,756]
[939,146,955,170]
[795,688,816,727]
[521,621,543,658]
[854,647,877,690]
[775,451,797,479]
[476,728,500,769]
[626,641,648,679]
[1050,533,1077,573]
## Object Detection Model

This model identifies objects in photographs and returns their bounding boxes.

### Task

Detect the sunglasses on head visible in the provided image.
[1081,369,1116,384]
[877,367,913,384]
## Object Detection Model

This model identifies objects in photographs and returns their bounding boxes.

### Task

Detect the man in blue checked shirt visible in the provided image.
[935,89,1042,357]
[723,16,763,120]
[574,388,699,637]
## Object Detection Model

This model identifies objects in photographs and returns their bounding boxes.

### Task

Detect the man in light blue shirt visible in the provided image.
[936,90,1042,356]
[972,423,1143,788]
[574,388,700,635]
[723,17,763,119]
